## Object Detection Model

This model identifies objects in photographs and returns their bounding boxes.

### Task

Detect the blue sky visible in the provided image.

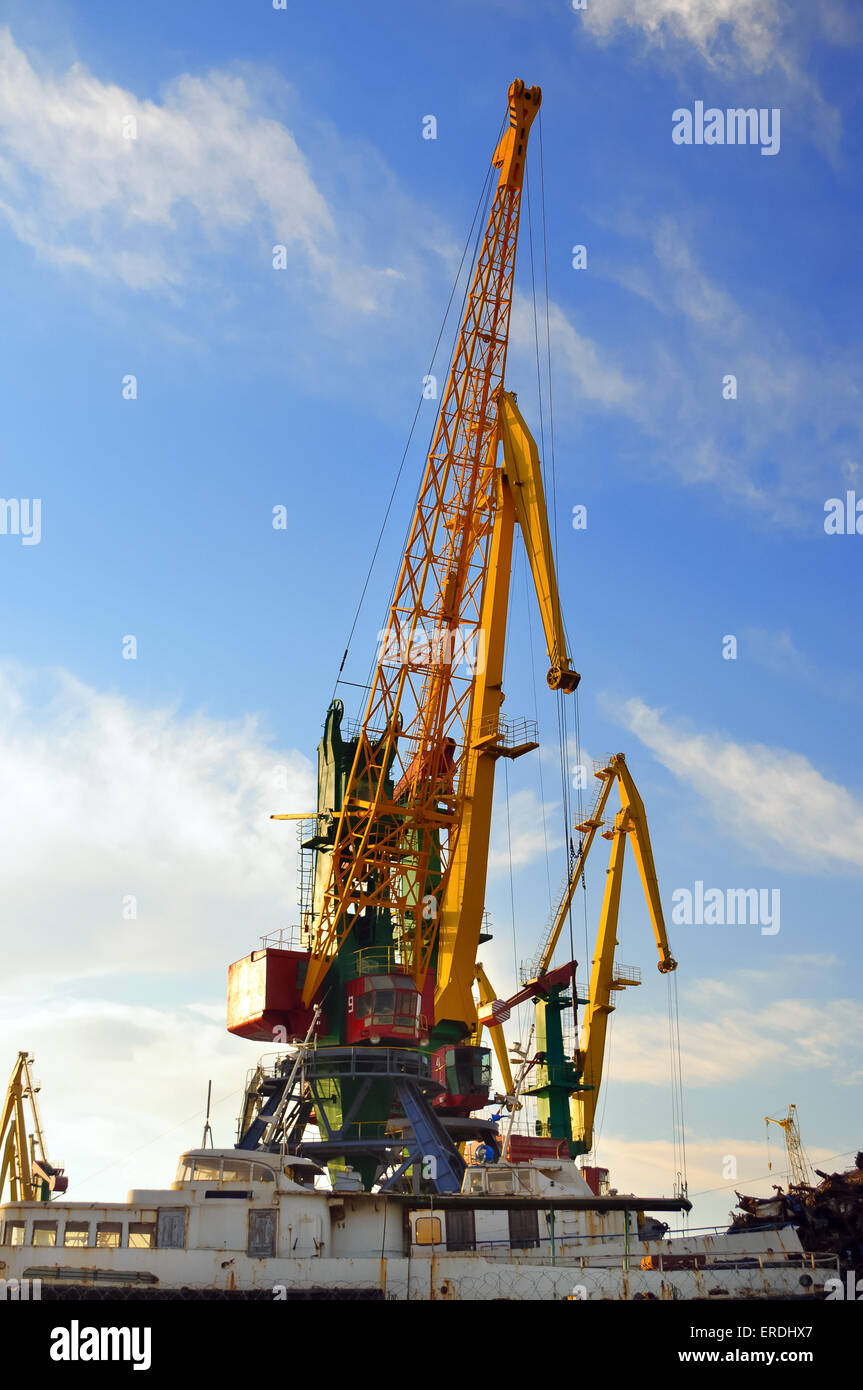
[0,0,861,1225]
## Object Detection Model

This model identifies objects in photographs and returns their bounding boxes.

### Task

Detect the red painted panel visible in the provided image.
[226,948,315,1043]
[580,1164,610,1195]
[504,1134,569,1162]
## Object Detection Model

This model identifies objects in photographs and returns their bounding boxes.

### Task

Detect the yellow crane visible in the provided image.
[766,1103,813,1188]
[293,81,579,1041]
[0,1052,68,1203]
[473,753,677,1154]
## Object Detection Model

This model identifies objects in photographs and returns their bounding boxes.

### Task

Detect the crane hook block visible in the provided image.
[547,665,581,693]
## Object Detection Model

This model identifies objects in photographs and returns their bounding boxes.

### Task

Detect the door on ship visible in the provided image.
[247,1209,277,1257]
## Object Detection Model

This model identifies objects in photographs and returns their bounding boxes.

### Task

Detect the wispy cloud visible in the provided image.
[510,294,634,406]
[0,663,315,984]
[582,0,860,157]
[0,29,438,315]
[744,627,862,703]
[612,696,863,872]
[487,787,564,872]
[547,213,863,523]
[0,991,246,1200]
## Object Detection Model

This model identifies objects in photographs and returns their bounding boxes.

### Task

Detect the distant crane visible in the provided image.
[766,1103,813,1188]
[0,1052,68,1203]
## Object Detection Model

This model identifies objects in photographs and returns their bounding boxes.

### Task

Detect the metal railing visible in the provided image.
[259,927,310,953]
[477,715,538,748]
[352,947,410,977]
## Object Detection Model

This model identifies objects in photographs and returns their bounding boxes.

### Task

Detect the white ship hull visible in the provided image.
[0,1148,836,1302]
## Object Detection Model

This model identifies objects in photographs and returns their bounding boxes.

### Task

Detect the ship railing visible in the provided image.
[421,1233,840,1272]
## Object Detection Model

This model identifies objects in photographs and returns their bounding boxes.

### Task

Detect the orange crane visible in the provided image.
[298,80,579,1043]
[231,80,581,1189]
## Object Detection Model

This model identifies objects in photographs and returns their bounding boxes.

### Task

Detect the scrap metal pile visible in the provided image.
[730,1151,863,1265]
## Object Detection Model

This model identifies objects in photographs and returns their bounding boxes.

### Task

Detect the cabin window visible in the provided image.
[253,1165,275,1183]
[3,1222,25,1246]
[445,1210,476,1252]
[128,1222,157,1249]
[95,1222,123,1248]
[414,1216,442,1246]
[487,1170,515,1195]
[371,989,395,1024]
[221,1161,252,1183]
[465,1172,486,1195]
[192,1159,222,1182]
[157,1209,186,1249]
[394,990,418,1026]
[63,1221,90,1248]
[508,1208,540,1250]
[32,1221,58,1247]
[247,1209,276,1257]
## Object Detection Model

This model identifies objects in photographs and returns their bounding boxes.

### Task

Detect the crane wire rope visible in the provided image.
[667,969,689,1215]
[534,118,588,1038]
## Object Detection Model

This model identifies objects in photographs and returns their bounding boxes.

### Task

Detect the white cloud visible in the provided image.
[487,788,564,872]
[611,988,863,1087]
[0,993,247,1201]
[0,29,406,310]
[581,0,857,156]
[510,294,634,406]
[614,696,863,872]
[557,213,863,522]
[0,664,315,983]
[584,0,784,71]
[0,664,317,1200]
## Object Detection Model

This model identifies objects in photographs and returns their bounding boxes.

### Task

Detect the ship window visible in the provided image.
[466,1172,487,1194]
[508,1208,540,1250]
[128,1222,157,1249]
[414,1216,442,1246]
[4,1222,25,1246]
[445,1210,476,1252]
[63,1222,90,1248]
[32,1221,58,1247]
[221,1161,252,1183]
[252,1165,275,1183]
[192,1159,222,1182]
[95,1222,123,1249]
[487,1171,516,1194]
[176,1160,194,1182]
